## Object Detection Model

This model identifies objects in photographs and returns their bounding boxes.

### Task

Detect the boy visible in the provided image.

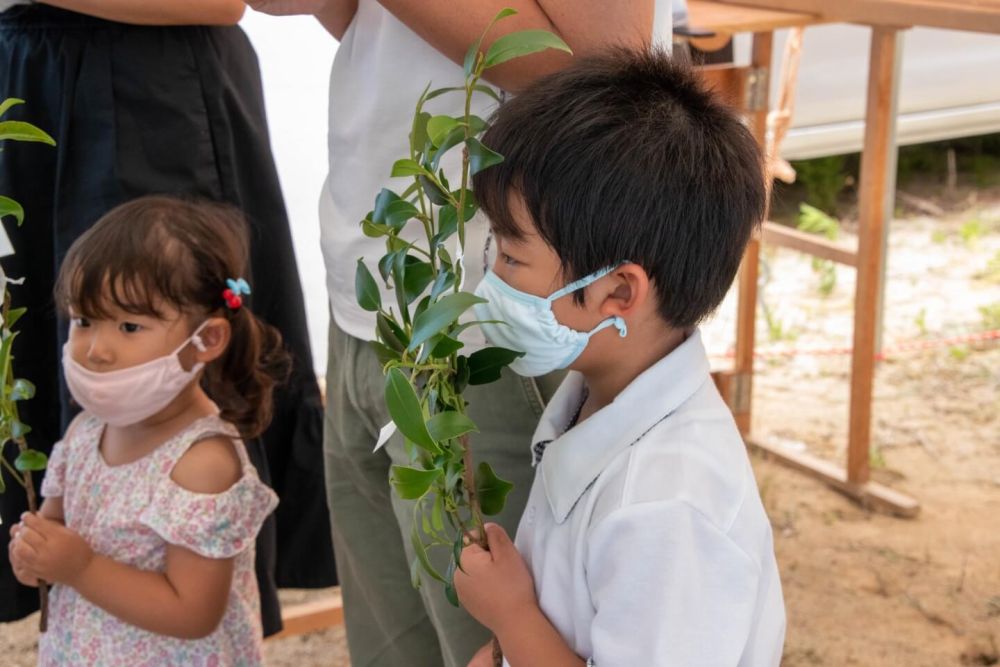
[454,48,785,666]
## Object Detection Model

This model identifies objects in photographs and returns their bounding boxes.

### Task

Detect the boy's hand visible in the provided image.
[467,641,497,667]
[8,522,39,587]
[12,513,94,587]
[454,523,538,635]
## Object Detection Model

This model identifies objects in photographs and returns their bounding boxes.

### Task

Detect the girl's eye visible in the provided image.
[120,322,143,334]
[501,253,520,266]
[71,317,90,328]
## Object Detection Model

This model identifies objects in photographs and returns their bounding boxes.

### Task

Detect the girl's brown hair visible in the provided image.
[55,195,291,439]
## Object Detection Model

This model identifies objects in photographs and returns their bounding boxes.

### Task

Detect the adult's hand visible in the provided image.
[244,0,329,15]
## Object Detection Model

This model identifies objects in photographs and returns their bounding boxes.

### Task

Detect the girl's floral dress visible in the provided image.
[38,413,278,666]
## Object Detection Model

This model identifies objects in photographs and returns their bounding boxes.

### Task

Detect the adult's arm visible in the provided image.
[39,0,246,25]
[243,0,357,41]
[376,0,654,91]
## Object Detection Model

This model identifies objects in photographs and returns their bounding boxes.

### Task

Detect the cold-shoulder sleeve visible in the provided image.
[39,440,67,499]
[139,472,278,559]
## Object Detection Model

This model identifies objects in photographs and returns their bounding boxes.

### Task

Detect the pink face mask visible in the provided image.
[62,322,209,427]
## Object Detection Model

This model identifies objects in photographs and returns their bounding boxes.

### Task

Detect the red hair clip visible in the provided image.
[222,277,251,310]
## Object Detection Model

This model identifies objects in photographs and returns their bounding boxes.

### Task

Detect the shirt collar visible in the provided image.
[534,329,712,523]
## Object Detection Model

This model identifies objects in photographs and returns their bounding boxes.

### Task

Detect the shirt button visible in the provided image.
[527,506,536,523]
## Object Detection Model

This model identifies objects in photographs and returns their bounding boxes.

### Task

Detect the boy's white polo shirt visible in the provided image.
[511,330,785,666]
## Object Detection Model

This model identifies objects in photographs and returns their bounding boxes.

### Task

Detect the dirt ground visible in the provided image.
[2,189,998,665]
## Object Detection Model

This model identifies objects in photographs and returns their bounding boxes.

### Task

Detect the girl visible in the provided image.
[7,196,289,665]
[0,1,336,627]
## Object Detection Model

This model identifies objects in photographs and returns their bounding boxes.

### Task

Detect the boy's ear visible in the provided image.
[598,263,650,319]
[192,317,231,364]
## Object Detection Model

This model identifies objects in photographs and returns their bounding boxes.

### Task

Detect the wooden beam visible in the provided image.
[748,438,920,517]
[761,221,858,266]
[688,0,820,33]
[848,27,903,485]
[269,592,344,640]
[732,31,774,435]
[717,0,1000,34]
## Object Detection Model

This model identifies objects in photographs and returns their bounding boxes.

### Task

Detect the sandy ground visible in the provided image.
[3,191,998,665]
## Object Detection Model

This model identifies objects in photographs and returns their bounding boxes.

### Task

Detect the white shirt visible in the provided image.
[512,330,786,666]
[321,0,673,344]
[322,0,496,344]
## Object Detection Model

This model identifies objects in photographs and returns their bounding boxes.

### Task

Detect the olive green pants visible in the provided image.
[323,318,561,667]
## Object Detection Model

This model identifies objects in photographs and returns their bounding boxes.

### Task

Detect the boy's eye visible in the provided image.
[71,317,90,328]
[501,253,520,266]
[120,322,143,333]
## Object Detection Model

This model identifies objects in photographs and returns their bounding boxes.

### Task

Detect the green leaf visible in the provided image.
[391,158,427,178]
[376,312,408,351]
[402,260,435,304]
[464,115,489,136]
[431,494,445,532]
[483,29,572,69]
[378,252,397,282]
[11,420,31,440]
[408,293,487,352]
[476,461,514,516]
[369,340,401,366]
[410,555,423,589]
[427,115,459,147]
[0,120,56,145]
[410,110,431,155]
[418,174,450,207]
[14,448,46,472]
[426,411,478,443]
[424,86,464,103]
[471,84,502,103]
[430,334,463,358]
[454,355,471,394]
[0,196,24,226]
[430,126,467,173]
[429,270,456,302]
[5,307,26,329]
[385,199,420,231]
[467,346,524,385]
[384,367,439,453]
[444,560,460,607]
[0,98,25,117]
[355,259,382,312]
[391,464,442,500]
[362,218,392,238]
[10,379,35,401]
[465,7,520,76]
[372,188,401,225]
[412,525,447,583]
[466,138,504,176]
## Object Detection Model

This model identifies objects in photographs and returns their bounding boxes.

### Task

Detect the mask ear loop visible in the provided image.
[187,320,211,353]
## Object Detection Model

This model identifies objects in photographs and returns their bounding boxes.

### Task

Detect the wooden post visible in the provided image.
[848,26,902,485]
[733,30,774,435]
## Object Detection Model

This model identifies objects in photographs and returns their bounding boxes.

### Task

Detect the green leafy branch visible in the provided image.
[354,9,570,603]
[0,97,56,632]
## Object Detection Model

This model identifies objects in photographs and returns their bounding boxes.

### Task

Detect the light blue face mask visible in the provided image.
[472,266,628,377]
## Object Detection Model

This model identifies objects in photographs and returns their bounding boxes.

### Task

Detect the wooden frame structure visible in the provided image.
[697,0,1000,517]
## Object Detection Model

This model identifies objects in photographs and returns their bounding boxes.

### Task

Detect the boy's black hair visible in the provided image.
[473,47,766,329]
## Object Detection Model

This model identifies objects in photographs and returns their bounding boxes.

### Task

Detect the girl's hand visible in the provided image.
[453,523,538,635]
[13,513,94,587]
[8,522,39,587]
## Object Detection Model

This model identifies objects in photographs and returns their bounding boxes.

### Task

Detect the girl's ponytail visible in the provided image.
[204,306,291,440]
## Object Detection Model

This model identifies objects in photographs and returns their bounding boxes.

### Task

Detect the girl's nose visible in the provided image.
[86,334,114,365]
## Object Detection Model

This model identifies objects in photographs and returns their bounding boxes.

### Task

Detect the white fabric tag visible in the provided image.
[373,421,398,452]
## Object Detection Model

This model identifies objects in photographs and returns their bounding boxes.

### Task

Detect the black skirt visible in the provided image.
[0,4,336,633]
